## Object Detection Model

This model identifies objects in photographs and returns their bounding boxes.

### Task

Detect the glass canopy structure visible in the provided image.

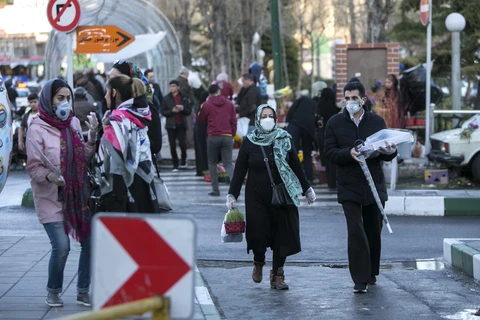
[45,0,182,92]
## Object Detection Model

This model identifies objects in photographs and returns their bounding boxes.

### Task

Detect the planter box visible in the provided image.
[224,221,245,234]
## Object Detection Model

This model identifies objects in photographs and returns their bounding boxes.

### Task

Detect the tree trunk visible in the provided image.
[349,0,357,43]
[173,1,192,68]
[211,0,229,77]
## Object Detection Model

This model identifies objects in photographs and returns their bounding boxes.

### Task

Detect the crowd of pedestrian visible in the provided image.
[20,56,403,308]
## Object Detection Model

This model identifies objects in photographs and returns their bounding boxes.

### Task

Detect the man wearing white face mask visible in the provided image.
[325,81,397,294]
[198,84,237,196]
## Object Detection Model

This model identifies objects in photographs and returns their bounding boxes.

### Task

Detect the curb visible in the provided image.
[443,238,480,280]
[195,265,221,320]
[386,196,480,216]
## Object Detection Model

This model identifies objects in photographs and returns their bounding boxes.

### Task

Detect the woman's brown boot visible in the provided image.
[270,267,289,290]
[252,261,265,283]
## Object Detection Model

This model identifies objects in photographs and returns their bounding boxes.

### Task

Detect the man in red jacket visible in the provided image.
[198,84,237,196]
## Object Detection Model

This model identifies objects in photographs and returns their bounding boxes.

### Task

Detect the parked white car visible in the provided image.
[428,114,480,181]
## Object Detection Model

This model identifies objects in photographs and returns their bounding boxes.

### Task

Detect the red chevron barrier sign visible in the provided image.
[92,214,195,319]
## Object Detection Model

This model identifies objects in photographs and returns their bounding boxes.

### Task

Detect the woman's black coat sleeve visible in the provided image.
[228,140,249,200]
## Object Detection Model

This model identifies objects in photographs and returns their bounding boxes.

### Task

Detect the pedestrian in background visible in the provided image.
[374,74,403,129]
[214,72,234,100]
[285,92,317,185]
[236,73,261,134]
[325,80,397,293]
[18,93,39,151]
[26,78,98,307]
[314,87,340,189]
[161,80,192,171]
[226,105,316,290]
[73,87,99,140]
[98,75,158,213]
[177,67,196,148]
[198,84,237,196]
[110,60,162,167]
[194,90,210,176]
[144,68,164,109]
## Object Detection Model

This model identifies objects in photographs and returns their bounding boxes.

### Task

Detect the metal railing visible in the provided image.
[59,296,170,320]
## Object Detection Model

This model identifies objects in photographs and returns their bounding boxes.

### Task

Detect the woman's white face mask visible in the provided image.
[260,117,275,132]
[54,100,71,120]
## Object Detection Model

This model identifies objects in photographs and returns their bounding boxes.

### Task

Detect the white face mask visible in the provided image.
[54,100,71,120]
[345,100,362,116]
[260,117,275,132]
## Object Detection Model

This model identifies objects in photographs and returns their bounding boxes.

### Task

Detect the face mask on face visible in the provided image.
[260,117,275,132]
[54,100,71,120]
[345,100,362,115]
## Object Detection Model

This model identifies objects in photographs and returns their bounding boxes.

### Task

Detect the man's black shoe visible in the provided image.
[369,275,377,285]
[208,190,220,196]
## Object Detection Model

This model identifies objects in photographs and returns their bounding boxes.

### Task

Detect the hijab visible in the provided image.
[38,79,90,242]
[247,104,303,206]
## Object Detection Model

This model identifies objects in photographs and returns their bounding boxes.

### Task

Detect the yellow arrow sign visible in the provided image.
[75,25,135,54]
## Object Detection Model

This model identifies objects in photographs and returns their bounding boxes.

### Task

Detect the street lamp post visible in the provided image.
[445,13,466,126]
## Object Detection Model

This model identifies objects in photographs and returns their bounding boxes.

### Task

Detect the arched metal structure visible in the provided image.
[45,0,182,93]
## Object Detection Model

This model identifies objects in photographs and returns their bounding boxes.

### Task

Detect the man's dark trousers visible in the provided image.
[286,123,313,181]
[167,124,187,168]
[341,201,383,285]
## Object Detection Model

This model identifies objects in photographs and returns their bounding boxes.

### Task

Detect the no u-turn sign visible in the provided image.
[47,0,81,33]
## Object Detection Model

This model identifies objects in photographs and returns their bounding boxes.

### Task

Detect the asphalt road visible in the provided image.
[1,169,480,319]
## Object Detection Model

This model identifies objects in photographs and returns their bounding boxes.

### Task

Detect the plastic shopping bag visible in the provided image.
[221,209,245,243]
[358,129,414,158]
[237,117,250,137]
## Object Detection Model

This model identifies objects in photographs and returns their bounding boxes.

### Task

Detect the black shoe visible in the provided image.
[369,275,377,285]
[208,190,220,196]
[353,284,368,293]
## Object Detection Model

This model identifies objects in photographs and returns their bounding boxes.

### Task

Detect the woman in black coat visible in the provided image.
[227,104,316,290]
[314,88,340,189]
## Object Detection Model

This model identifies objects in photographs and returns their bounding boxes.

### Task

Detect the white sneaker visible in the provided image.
[172,168,179,172]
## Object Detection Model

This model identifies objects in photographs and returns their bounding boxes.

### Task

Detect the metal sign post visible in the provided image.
[422,0,432,154]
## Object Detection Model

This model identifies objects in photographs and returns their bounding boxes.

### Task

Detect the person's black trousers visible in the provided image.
[341,201,383,285]
[167,125,187,168]
[286,123,313,181]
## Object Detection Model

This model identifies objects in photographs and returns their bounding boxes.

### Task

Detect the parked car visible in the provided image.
[15,88,30,108]
[428,114,480,181]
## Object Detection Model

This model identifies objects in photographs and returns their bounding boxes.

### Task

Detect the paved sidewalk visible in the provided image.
[0,236,220,320]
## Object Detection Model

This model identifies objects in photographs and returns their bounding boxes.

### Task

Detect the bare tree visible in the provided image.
[198,0,229,79]
[227,0,269,74]
[291,0,330,91]
[151,0,196,68]
[366,0,396,43]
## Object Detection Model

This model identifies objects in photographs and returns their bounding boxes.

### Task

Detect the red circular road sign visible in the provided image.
[420,0,430,26]
[47,0,81,33]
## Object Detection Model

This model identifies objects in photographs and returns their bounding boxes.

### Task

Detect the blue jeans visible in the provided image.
[43,222,90,294]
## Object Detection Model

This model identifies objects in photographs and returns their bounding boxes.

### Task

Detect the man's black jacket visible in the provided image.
[325,108,397,205]
[236,84,261,126]
[160,92,192,130]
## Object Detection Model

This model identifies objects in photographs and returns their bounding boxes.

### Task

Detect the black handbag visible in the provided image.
[87,168,103,214]
[260,146,295,207]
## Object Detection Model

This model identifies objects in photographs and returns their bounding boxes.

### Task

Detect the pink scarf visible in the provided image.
[40,110,91,242]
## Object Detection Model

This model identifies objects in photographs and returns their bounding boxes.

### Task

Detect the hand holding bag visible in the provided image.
[260,146,295,207]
